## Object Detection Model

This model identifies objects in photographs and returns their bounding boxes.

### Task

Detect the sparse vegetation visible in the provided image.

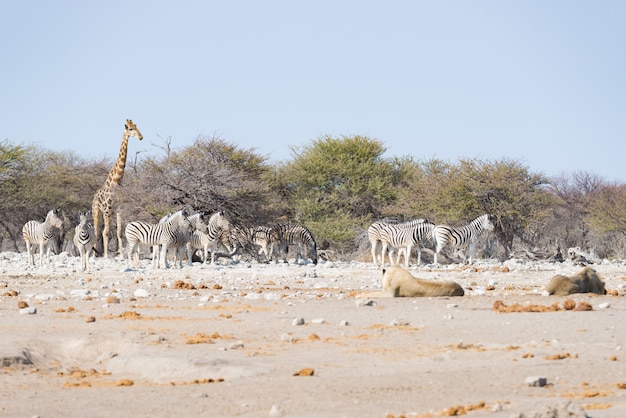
[1,135,625,259]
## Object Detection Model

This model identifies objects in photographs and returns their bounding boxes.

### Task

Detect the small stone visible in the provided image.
[525,376,547,387]
[292,317,305,326]
[390,319,409,326]
[19,307,37,315]
[356,299,376,307]
[598,302,610,309]
[230,341,244,349]
[269,404,285,417]
[339,320,349,326]
[311,318,325,324]
[133,289,150,298]
[17,300,28,309]
[85,316,96,323]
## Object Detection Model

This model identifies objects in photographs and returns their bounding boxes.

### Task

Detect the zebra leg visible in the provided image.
[25,242,34,267]
[370,241,380,268]
[160,244,170,269]
[39,242,46,267]
[404,244,413,268]
[177,246,185,268]
[381,242,389,269]
[186,242,193,266]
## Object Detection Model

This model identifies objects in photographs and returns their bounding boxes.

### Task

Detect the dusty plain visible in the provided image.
[1,252,625,418]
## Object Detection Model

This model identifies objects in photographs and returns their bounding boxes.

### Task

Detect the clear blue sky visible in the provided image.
[2,1,625,181]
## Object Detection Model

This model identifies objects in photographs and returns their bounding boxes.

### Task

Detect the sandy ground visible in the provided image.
[1,251,626,418]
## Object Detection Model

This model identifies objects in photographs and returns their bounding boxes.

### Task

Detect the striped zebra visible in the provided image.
[368,218,426,268]
[380,220,435,268]
[270,223,318,265]
[125,209,193,269]
[22,208,64,267]
[73,211,96,271]
[188,211,232,265]
[153,211,210,268]
[432,214,495,265]
[249,226,274,260]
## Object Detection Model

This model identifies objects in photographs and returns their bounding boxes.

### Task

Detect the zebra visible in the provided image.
[153,211,210,268]
[380,221,435,268]
[270,223,318,265]
[432,214,495,265]
[73,211,96,271]
[249,226,274,260]
[368,218,426,268]
[125,209,193,269]
[188,211,232,265]
[22,208,64,267]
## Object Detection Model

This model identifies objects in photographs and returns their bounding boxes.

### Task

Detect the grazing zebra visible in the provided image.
[368,218,426,268]
[22,208,64,267]
[432,214,495,265]
[249,226,274,260]
[188,211,232,265]
[73,211,96,271]
[125,209,193,269]
[380,221,435,268]
[271,223,318,265]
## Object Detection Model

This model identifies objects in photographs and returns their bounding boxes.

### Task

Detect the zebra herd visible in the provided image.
[21,208,492,270]
[368,213,495,268]
[21,207,319,270]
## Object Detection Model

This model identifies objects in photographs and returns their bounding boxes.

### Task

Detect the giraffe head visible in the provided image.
[125,119,143,141]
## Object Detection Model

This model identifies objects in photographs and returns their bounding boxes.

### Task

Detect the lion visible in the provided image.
[382,266,464,297]
[546,266,607,296]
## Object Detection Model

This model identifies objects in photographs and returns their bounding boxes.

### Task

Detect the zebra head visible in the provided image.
[479,214,495,232]
[47,209,64,229]
[77,211,90,227]
[188,212,208,231]
[209,210,230,231]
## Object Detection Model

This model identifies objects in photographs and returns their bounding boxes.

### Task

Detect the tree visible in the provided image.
[548,171,606,250]
[120,135,280,226]
[277,135,397,252]
[456,158,553,257]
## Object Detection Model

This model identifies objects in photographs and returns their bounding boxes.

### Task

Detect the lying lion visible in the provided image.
[546,266,607,296]
[382,266,464,297]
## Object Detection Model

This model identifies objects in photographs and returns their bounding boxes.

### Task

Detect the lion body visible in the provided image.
[546,267,607,296]
[382,266,464,297]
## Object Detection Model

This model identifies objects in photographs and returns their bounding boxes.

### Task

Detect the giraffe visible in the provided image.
[92,119,143,258]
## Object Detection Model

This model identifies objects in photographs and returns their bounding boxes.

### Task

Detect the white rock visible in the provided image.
[70,289,90,298]
[19,307,37,315]
[269,404,284,417]
[339,320,349,326]
[598,302,611,309]
[292,317,305,326]
[525,376,547,387]
[311,318,326,324]
[133,289,150,298]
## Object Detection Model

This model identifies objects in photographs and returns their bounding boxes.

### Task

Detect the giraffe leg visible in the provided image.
[92,203,103,256]
[116,211,124,257]
[102,214,111,258]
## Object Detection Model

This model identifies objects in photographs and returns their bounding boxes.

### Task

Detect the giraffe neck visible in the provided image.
[105,132,130,188]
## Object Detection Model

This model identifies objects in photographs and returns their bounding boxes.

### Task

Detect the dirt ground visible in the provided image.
[1,252,625,417]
